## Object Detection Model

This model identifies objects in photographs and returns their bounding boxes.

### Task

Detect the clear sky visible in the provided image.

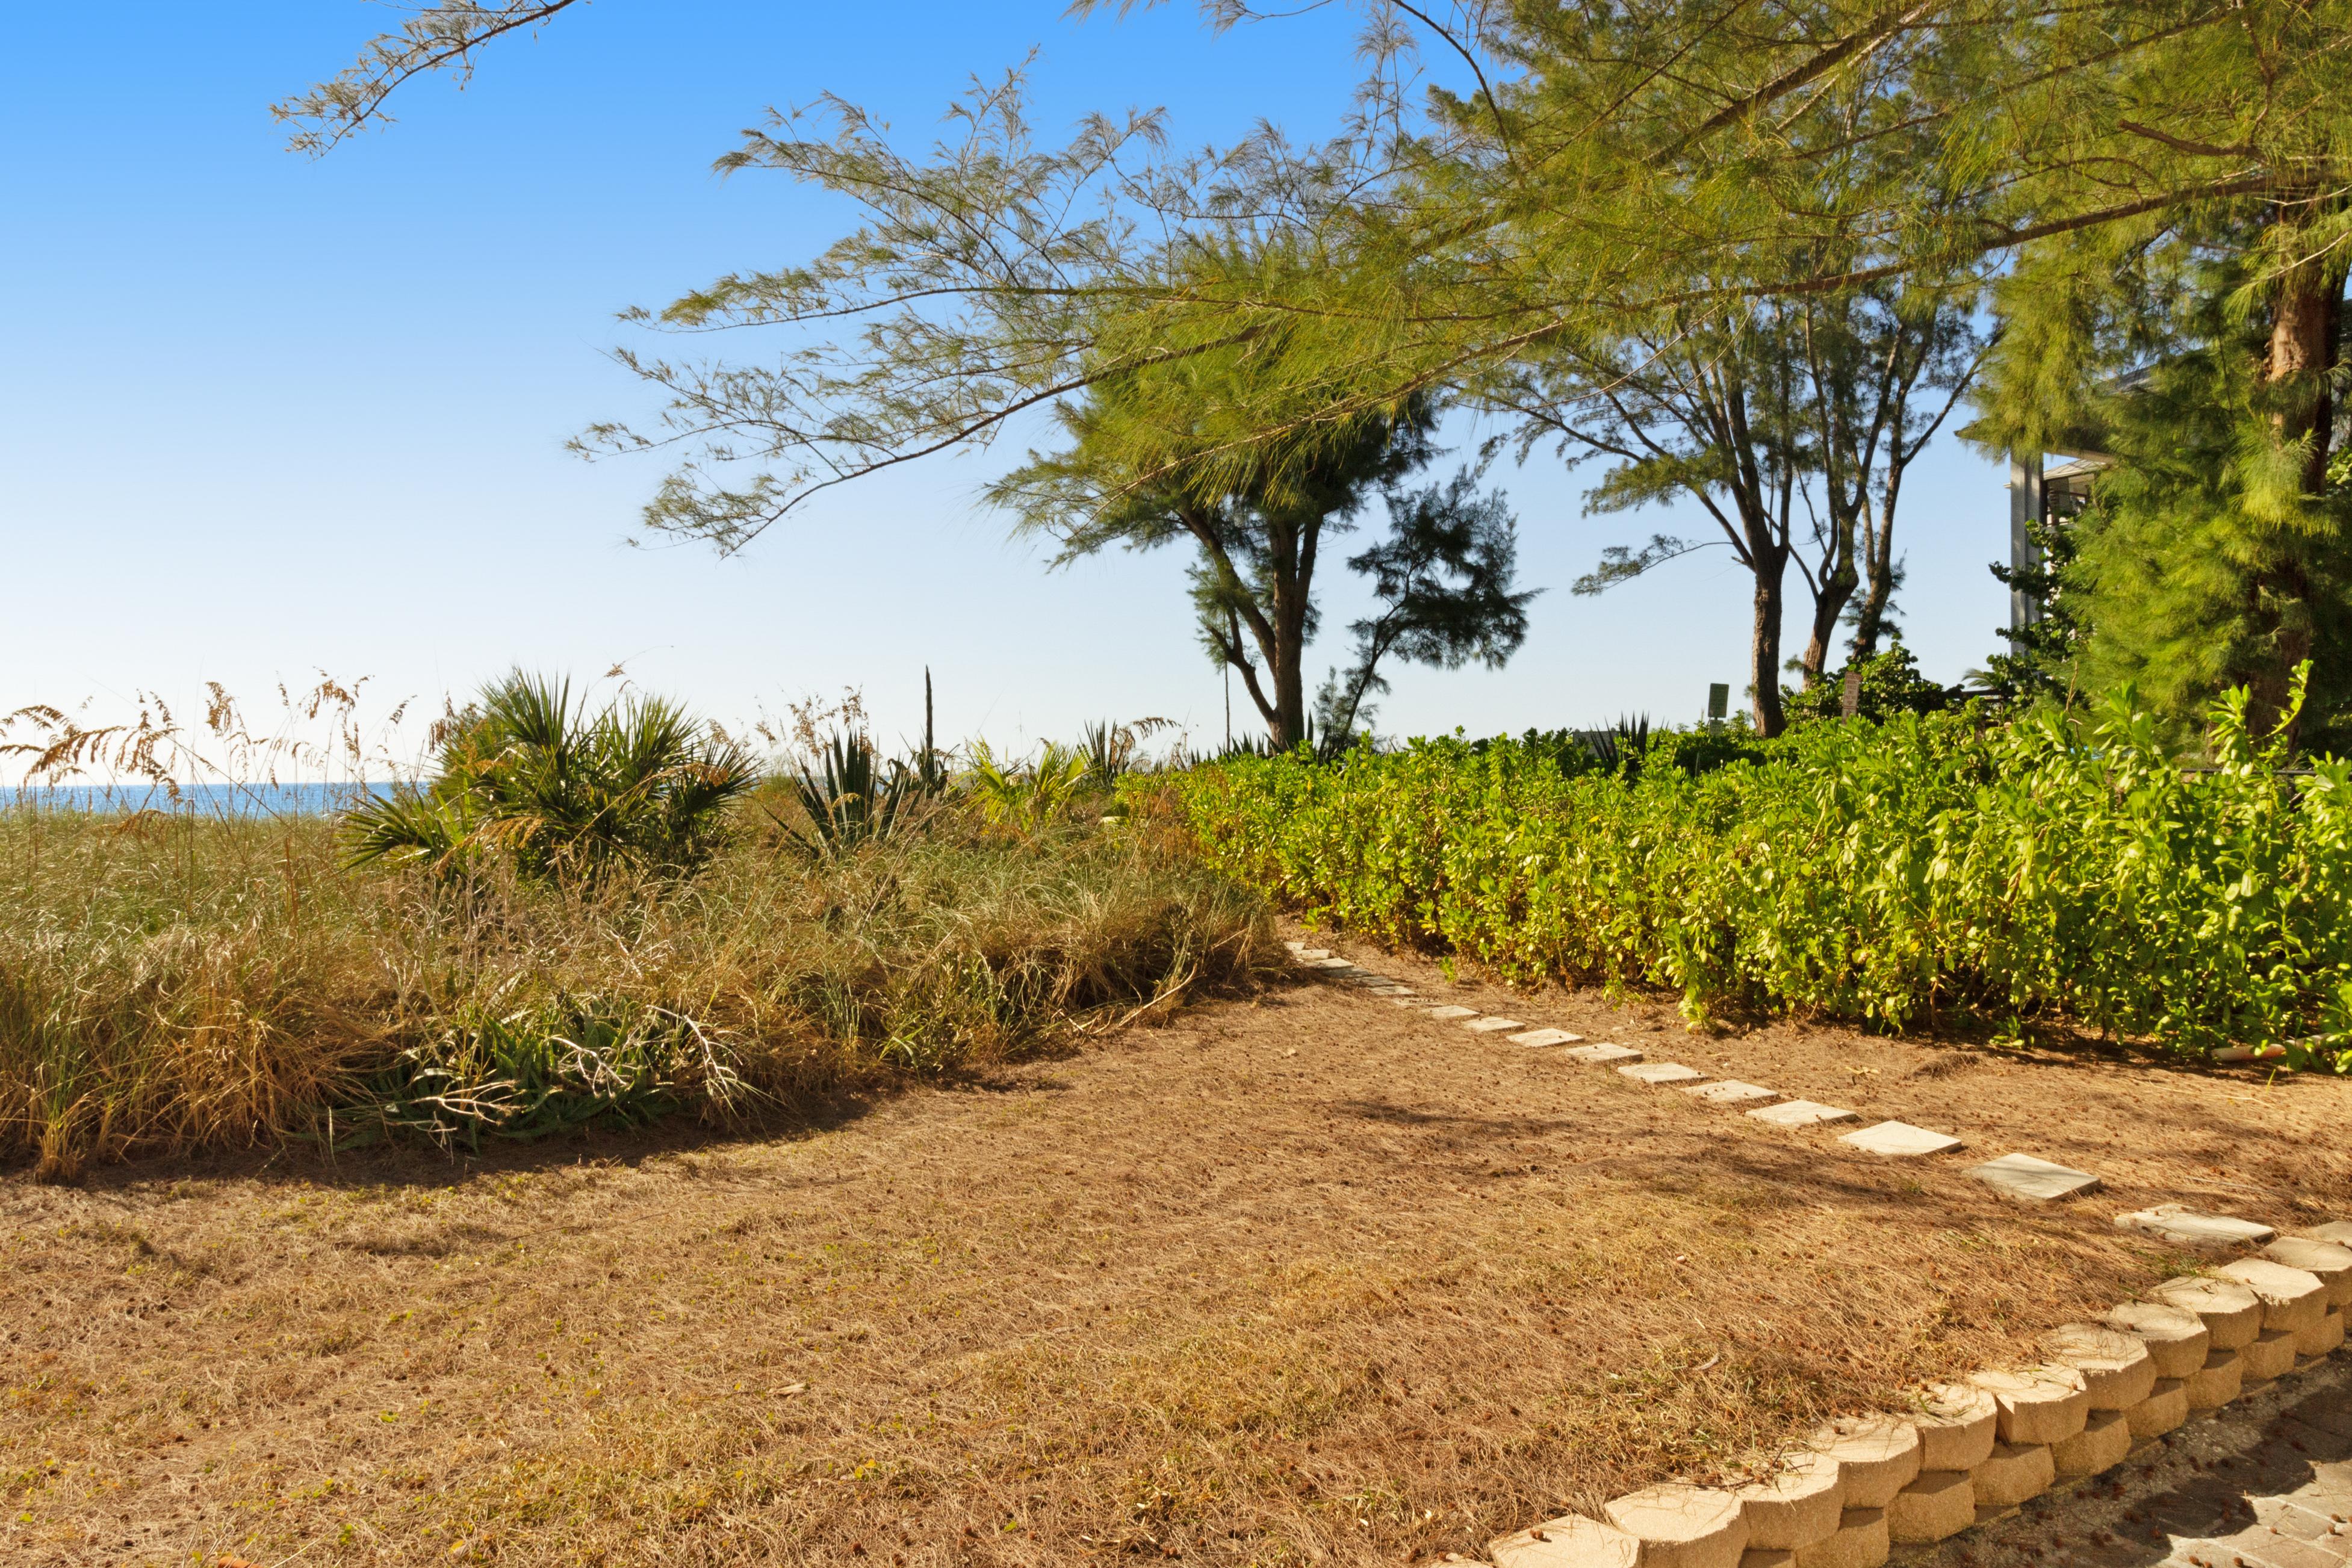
[0,1,2019,770]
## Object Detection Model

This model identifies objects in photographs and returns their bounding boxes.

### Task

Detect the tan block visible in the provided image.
[2150,1277,2264,1350]
[2046,1324,2158,1410]
[1734,1452,1845,1551]
[1740,1553,1798,1568]
[1794,1508,1888,1568]
[1885,1471,1976,1545]
[1605,1486,1751,1568]
[2297,1221,2352,1247]
[2123,1378,2188,1439]
[2240,1327,2297,1382]
[1968,1367,2090,1446]
[1970,1442,2055,1508]
[1805,1416,1921,1508]
[2265,1237,2352,1307]
[2182,1345,2243,1410]
[2105,1301,2211,1378]
[2217,1259,2329,1334]
[2295,1308,2346,1357]
[1492,1515,1643,1568]
[1911,1383,1998,1472]
[2049,1408,2131,1479]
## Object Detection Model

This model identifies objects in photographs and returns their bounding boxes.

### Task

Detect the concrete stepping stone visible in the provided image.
[2114,1204,2275,1250]
[1426,1005,1480,1020]
[1288,944,1326,958]
[1747,1099,1858,1129]
[1807,1416,1920,1508]
[2182,1344,2243,1410]
[1604,1484,1751,1568]
[1887,1470,1976,1545]
[2045,1323,2157,1409]
[1838,1121,1963,1157]
[1388,997,1423,1008]
[1686,1080,1780,1106]
[1965,1153,2100,1203]
[1567,1044,1643,1065]
[1305,956,1354,970]
[1911,1383,1997,1471]
[1367,987,1416,998]
[2049,1407,2130,1478]
[1491,1514,1642,1568]
[2217,1257,2330,1333]
[2264,1236,2352,1306]
[2149,1275,2265,1348]
[1732,1451,1845,1551]
[1507,1027,1584,1047]
[2293,1219,2352,1247]
[1970,1441,2055,1509]
[1465,1016,1528,1033]
[2122,1376,2188,1439]
[2105,1300,2211,1377]
[1621,1062,1707,1085]
[1967,1367,2090,1445]
[2239,1327,2297,1381]
[1793,1507,1887,1568]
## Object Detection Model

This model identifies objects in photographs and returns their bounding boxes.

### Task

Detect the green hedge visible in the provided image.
[1153,692,2352,1062]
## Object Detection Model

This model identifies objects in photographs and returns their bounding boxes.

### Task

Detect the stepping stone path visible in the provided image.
[1684,1079,1778,1106]
[1277,938,2352,1568]
[1620,1061,1706,1085]
[1967,1153,2102,1203]
[1840,1120,1965,1157]
[1747,1098,1859,1128]
[2119,1206,2280,1250]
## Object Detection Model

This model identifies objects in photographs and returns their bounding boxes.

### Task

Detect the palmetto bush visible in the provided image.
[1157,677,2352,1063]
[341,671,755,884]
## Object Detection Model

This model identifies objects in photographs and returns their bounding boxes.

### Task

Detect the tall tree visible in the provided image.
[276,3,2352,597]
[988,374,1528,748]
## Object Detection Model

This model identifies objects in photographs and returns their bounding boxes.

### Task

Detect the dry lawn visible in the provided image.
[8,943,2351,1568]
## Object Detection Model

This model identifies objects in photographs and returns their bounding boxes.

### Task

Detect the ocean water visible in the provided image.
[0,782,397,818]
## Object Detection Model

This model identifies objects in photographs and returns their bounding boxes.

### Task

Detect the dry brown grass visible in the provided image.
[12,950,2346,1568]
[0,806,1271,1177]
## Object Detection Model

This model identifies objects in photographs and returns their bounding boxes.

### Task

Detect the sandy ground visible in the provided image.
[6,947,2348,1568]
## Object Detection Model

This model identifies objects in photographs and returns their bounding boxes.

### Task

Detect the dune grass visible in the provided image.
[0,801,1275,1179]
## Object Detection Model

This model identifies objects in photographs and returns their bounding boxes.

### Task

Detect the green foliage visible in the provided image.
[967,740,1091,833]
[1159,686,2352,1062]
[341,672,754,885]
[1783,644,1956,724]
[771,729,934,860]
[1981,503,2090,705]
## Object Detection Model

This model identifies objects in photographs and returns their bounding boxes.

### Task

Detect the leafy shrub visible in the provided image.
[768,728,937,858]
[341,671,754,884]
[1783,642,1959,724]
[1155,678,2352,1064]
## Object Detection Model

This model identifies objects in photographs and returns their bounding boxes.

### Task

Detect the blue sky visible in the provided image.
[0,1,2019,769]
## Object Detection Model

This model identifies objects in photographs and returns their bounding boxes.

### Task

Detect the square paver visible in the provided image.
[1367,987,1416,998]
[1966,1152,2102,1203]
[1290,946,1327,959]
[1683,1079,1778,1106]
[1619,1061,1705,1085]
[1305,957,1353,970]
[1746,1099,1859,1128]
[1506,1027,1584,1047]
[1463,1017,1527,1033]
[1425,1005,1480,1020]
[1387,998,1421,1008]
[1840,1120,1965,1156]
[1566,1043,1643,1065]
[2117,1205,2276,1249]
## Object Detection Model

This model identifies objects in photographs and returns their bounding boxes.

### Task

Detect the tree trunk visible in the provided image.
[1798,558,1858,684]
[1849,501,1897,660]
[2246,249,2345,739]
[1751,550,1789,736]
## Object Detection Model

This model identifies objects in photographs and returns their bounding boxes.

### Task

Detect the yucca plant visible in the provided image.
[340,671,756,885]
[969,740,1091,832]
[772,728,931,858]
